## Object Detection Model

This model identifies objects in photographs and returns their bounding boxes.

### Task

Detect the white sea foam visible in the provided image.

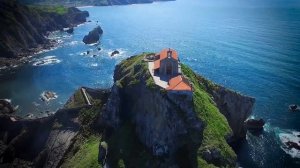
[32,56,61,66]
[0,66,7,70]
[77,6,95,8]
[107,48,127,58]
[67,40,80,46]
[75,23,85,27]
[88,42,99,46]
[278,130,300,158]
[91,63,98,67]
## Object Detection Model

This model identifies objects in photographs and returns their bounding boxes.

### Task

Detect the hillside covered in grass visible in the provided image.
[99,53,254,167]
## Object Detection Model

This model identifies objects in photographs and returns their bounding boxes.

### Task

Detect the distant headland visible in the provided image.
[18,0,176,7]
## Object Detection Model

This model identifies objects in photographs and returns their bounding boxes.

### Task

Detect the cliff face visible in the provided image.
[190,71,255,141]
[0,0,89,66]
[212,87,255,141]
[101,54,255,167]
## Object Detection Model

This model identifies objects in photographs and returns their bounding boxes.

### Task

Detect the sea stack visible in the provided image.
[83,26,103,44]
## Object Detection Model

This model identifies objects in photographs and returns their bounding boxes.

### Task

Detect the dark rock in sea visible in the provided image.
[286,141,300,150]
[66,27,74,34]
[244,118,265,131]
[289,104,299,111]
[111,50,120,57]
[83,26,103,44]
[98,47,101,51]
[0,99,16,114]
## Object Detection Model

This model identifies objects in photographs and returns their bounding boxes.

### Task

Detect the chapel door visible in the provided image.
[166,62,172,75]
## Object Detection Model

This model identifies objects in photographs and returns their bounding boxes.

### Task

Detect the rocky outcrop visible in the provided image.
[82,26,103,44]
[66,27,74,34]
[212,86,255,141]
[111,50,120,57]
[194,74,255,141]
[0,0,89,67]
[100,54,254,167]
[0,88,109,168]
[0,108,81,168]
[0,99,17,114]
[101,55,203,167]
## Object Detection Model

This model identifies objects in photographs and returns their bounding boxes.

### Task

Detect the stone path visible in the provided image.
[81,87,92,106]
[148,62,168,88]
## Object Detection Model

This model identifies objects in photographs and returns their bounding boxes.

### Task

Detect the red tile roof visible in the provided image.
[166,75,192,91]
[154,48,178,69]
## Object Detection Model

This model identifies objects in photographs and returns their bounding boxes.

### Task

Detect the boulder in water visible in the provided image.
[111,50,120,57]
[289,104,299,111]
[66,27,74,34]
[41,91,58,102]
[82,26,103,44]
[244,118,265,130]
[0,99,17,114]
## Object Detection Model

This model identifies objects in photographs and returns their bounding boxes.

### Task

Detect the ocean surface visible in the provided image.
[1,0,300,167]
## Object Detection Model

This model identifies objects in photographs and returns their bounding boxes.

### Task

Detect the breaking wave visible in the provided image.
[32,56,62,66]
[277,130,300,158]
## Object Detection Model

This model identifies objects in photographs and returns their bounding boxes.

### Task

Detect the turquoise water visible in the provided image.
[1,0,300,167]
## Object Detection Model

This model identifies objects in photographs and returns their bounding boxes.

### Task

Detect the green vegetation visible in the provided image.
[64,89,86,108]
[61,88,109,167]
[79,105,100,134]
[181,64,236,167]
[61,135,102,168]
[28,5,67,15]
[116,53,157,90]
[197,158,217,168]
[23,0,110,6]
[107,122,157,167]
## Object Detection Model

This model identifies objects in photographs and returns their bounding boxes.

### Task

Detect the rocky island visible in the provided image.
[83,26,103,44]
[0,0,89,67]
[0,51,254,168]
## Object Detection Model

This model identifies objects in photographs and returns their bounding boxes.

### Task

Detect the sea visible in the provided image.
[0,0,300,167]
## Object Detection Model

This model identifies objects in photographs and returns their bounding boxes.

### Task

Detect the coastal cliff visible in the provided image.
[100,54,255,167]
[18,0,175,6]
[0,53,254,167]
[0,0,89,67]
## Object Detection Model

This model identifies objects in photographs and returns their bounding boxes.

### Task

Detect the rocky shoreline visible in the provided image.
[0,40,57,69]
[0,0,89,68]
